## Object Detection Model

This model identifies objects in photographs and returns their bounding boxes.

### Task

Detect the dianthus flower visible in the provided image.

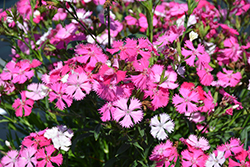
[217,138,243,158]
[12,91,34,117]
[172,88,199,114]
[186,135,210,151]
[98,102,116,122]
[48,83,73,110]
[1,150,19,167]
[228,150,250,167]
[44,125,74,151]
[36,145,63,167]
[113,98,143,128]
[65,72,91,101]
[18,146,37,167]
[217,68,242,87]
[205,151,225,167]
[150,113,174,140]
[181,149,207,167]
[26,83,49,101]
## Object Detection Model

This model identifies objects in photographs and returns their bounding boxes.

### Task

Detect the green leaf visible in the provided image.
[132,142,144,151]
[130,160,138,167]
[240,126,250,149]
[94,123,101,141]
[116,143,130,155]
[104,157,118,167]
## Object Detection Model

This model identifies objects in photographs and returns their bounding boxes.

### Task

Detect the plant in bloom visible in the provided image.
[205,151,225,167]
[113,97,143,128]
[150,113,174,140]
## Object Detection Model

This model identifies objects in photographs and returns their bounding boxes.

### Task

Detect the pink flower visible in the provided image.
[181,149,207,167]
[217,68,242,87]
[36,145,63,167]
[113,98,143,128]
[181,40,210,68]
[12,91,34,117]
[22,131,51,148]
[65,72,91,100]
[98,102,116,122]
[217,138,243,158]
[48,83,73,110]
[75,43,108,70]
[1,150,19,167]
[106,39,137,61]
[18,146,37,167]
[125,15,137,25]
[150,140,179,167]
[228,150,250,167]
[150,113,174,140]
[172,88,199,114]
[197,66,214,86]
[186,135,210,151]
[52,8,67,21]
[54,23,77,40]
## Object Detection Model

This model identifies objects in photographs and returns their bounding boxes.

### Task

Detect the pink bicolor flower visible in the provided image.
[150,113,174,140]
[54,23,77,40]
[18,146,37,167]
[217,68,242,87]
[186,134,210,151]
[72,9,92,27]
[113,98,143,128]
[181,149,207,167]
[172,88,199,114]
[12,91,34,117]
[48,83,73,110]
[185,112,205,123]
[36,145,63,167]
[1,150,19,167]
[65,72,91,101]
[26,83,49,101]
[22,131,51,148]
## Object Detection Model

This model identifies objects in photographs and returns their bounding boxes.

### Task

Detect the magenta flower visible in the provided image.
[217,68,242,87]
[186,134,210,151]
[181,40,210,68]
[150,113,175,140]
[113,98,143,128]
[217,138,243,158]
[1,150,19,167]
[48,83,73,110]
[12,91,34,117]
[65,72,91,101]
[75,43,108,70]
[228,150,250,167]
[172,88,199,114]
[181,149,207,167]
[36,145,63,167]
[52,8,67,21]
[18,146,37,167]
[197,66,214,86]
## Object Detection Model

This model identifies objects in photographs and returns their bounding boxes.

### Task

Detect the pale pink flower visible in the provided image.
[186,134,210,151]
[52,8,67,21]
[26,83,49,101]
[150,113,174,140]
[12,91,34,117]
[172,88,199,114]
[18,146,37,167]
[54,23,77,40]
[36,145,63,167]
[113,98,143,128]
[66,72,91,100]
[1,150,19,167]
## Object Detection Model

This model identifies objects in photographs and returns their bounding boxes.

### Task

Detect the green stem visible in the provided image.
[107,6,111,49]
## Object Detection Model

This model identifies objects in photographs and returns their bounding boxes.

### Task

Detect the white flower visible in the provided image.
[205,151,225,167]
[150,113,175,140]
[44,125,74,151]
[189,31,198,42]
[36,28,52,45]
[0,108,7,115]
